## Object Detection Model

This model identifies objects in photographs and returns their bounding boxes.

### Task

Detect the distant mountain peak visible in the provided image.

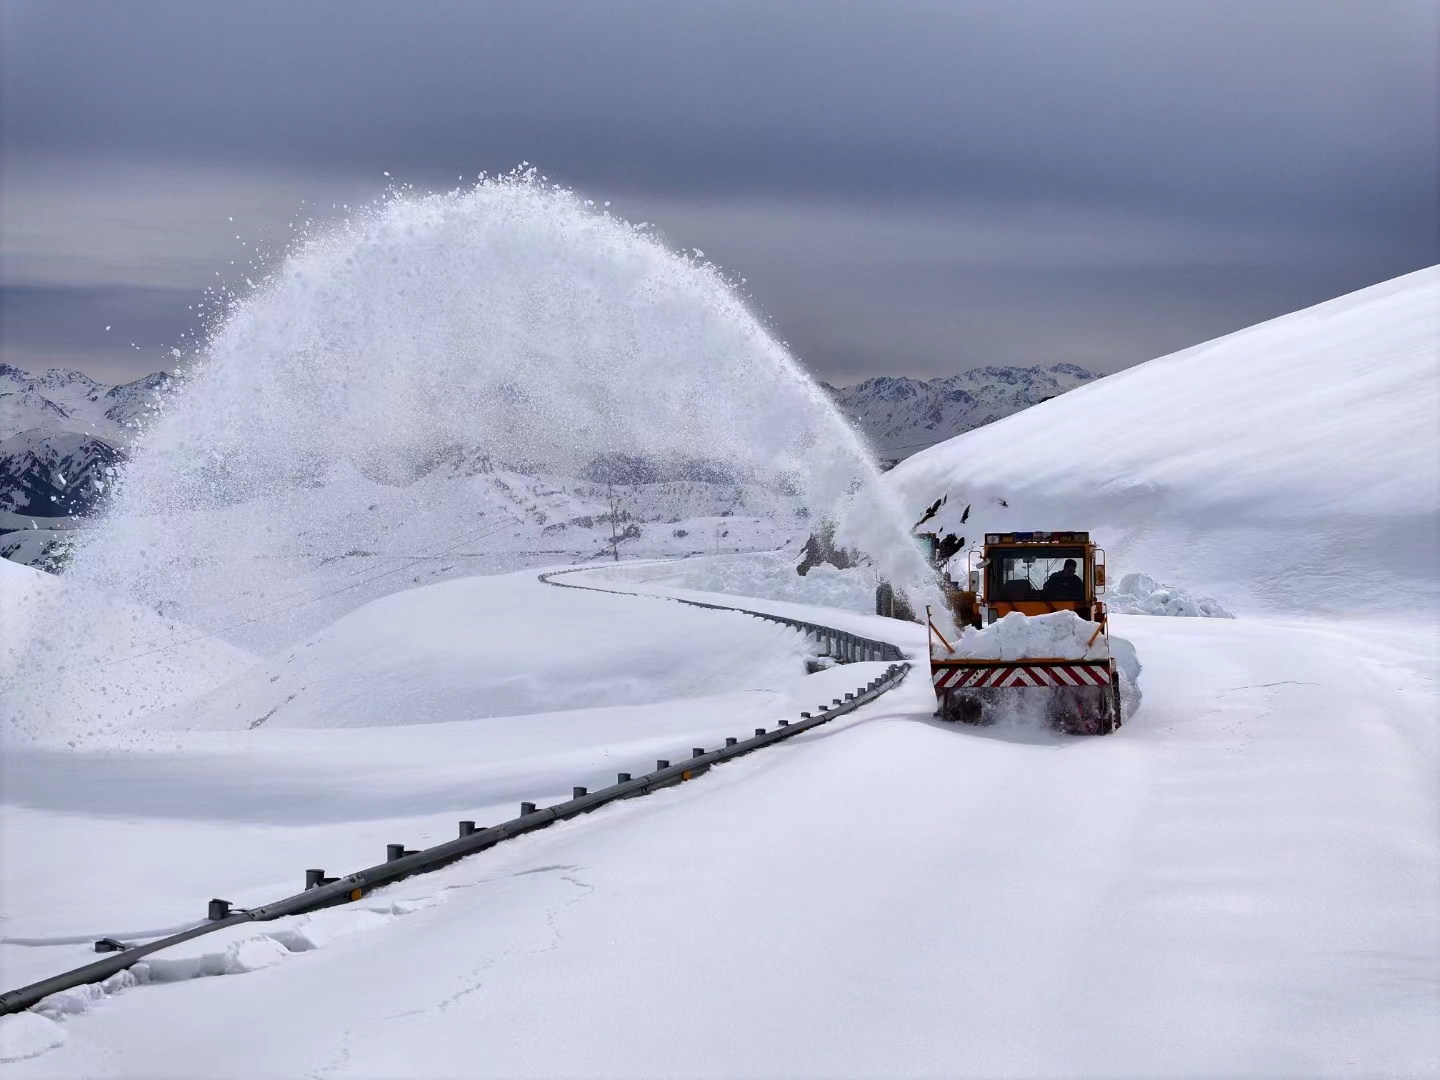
[823,363,1100,464]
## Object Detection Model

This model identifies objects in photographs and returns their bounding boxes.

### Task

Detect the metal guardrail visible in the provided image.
[0,569,911,1017]
[537,566,908,664]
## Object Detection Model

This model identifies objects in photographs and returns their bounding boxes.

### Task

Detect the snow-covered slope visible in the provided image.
[822,363,1098,464]
[883,267,1440,614]
[166,570,815,732]
[0,557,258,745]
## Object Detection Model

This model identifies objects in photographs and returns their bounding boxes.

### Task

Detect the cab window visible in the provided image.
[988,547,1086,601]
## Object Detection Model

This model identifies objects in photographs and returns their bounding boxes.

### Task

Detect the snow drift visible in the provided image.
[165,570,814,731]
[0,558,256,745]
[884,267,1440,615]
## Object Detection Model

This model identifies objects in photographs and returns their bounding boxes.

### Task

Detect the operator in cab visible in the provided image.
[1043,558,1084,600]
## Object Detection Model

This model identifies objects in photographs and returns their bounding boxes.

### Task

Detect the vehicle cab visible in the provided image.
[941,531,1107,629]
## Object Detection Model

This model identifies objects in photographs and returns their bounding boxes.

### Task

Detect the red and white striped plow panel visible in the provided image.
[932,663,1110,690]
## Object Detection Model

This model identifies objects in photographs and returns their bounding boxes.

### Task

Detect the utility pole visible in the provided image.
[608,483,621,562]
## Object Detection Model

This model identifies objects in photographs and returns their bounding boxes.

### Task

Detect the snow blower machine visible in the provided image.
[927,531,1122,735]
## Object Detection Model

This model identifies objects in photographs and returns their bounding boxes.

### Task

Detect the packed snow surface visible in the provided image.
[884,266,1440,615]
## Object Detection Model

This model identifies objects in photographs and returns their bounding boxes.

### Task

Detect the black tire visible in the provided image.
[1048,685,1112,735]
[940,689,987,725]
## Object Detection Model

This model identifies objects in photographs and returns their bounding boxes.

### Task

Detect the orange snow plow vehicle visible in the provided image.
[927,531,1122,735]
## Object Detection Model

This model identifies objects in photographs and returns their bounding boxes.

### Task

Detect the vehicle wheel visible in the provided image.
[940,690,987,725]
[1048,686,1109,735]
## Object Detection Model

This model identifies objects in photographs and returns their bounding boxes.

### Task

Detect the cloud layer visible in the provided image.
[3,0,1435,381]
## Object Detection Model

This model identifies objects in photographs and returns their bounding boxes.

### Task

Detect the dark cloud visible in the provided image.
[2,1,1435,383]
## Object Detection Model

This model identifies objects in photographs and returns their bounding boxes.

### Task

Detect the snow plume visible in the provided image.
[6,174,930,744]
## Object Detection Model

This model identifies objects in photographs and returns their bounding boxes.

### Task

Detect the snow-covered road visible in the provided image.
[5,600,1434,1078]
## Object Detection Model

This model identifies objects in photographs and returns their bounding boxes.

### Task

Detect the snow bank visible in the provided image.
[949,610,1109,661]
[165,569,813,731]
[0,558,258,746]
[588,550,880,615]
[1108,573,1234,618]
[884,267,1440,615]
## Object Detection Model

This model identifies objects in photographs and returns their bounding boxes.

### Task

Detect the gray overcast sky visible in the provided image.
[2,0,1436,384]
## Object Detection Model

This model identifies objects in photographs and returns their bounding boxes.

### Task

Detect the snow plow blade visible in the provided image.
[932,658,1121,735]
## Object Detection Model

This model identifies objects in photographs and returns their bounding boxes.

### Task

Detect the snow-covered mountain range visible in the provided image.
[0,361,1097,568]
[821,363,1099,465]
[0,365,179,566]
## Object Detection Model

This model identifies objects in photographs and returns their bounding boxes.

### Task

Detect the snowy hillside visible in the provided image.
[822,363,1098,465]
[882,267,1440,615]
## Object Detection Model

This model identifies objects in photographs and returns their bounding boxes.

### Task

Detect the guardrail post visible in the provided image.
[459,821,476,837]
[754,728,765,736]
[656,760,669,770]
[725,737,737,746]
[692,748,705,758]
[617,772,631,783]
[573,787,587,799]
[520,802,537,816]
[207,899,231,921]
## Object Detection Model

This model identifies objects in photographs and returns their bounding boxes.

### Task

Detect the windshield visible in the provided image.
[988,547,1086,602]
